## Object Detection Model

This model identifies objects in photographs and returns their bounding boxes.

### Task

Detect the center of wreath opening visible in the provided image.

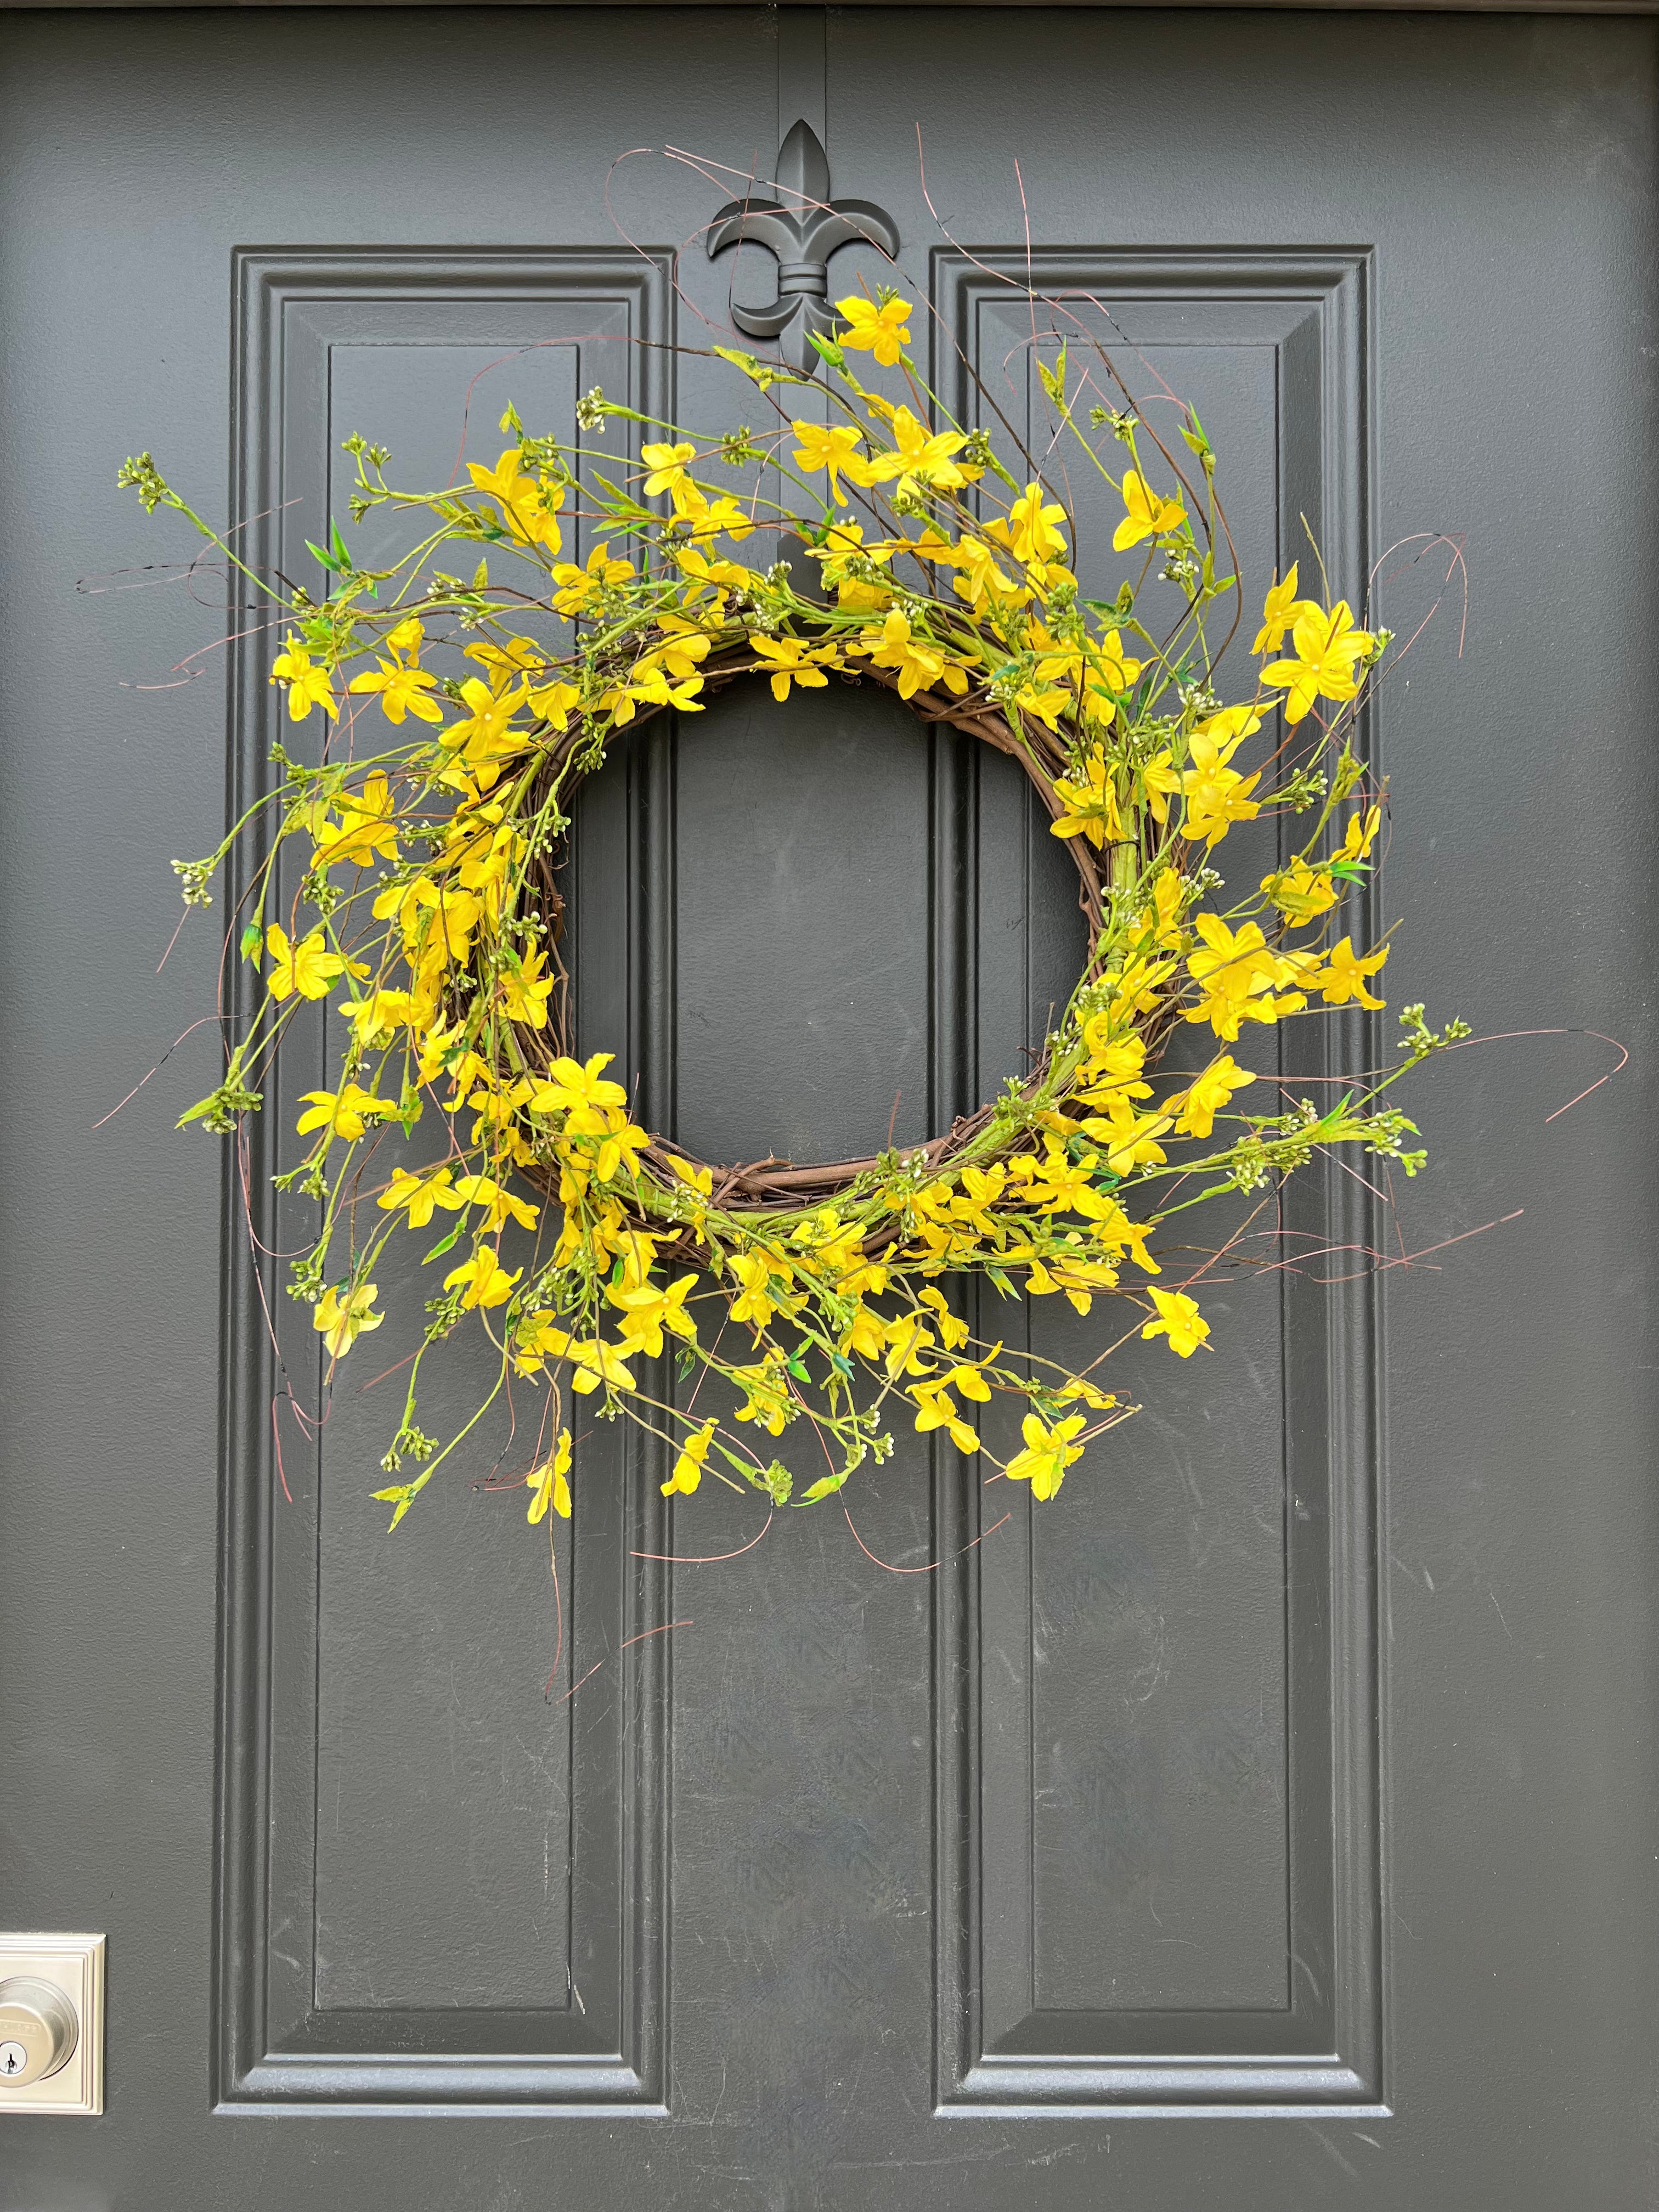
[564,674,1086,1175]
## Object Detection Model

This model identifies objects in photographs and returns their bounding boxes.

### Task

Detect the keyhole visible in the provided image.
[0,2041,27,2076]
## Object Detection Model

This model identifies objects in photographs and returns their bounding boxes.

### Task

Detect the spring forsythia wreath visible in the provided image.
[121,281,1461,1533]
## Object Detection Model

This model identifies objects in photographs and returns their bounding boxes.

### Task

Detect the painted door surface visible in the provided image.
[2,8,1655,2208]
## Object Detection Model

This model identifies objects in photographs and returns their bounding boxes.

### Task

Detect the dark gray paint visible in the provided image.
[1,8,1655,2207]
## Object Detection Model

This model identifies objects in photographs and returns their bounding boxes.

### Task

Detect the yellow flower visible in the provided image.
[749,634,839,701]
[515,1319,638,1394]
[727,1250,782,1329]
[640,441,696,496]
[589,1120,651,1186]
[450,1174,540,1232]
[1140,1287,1210,1357]
[849,405,974,499]
[909,1381,979,1455]
[529,1052,629,1118]
[1316,935,1389,1008]
[341,990,416,1048]
[662,1417,716,1499]
[731,1353,791,1436]
[527,1431,573,1523]
[675,543,754,598]
[1077,629,1142,726]
[1261,857,1338,922]
[840,1305,885,1361]
[1003,1411,1086,1501]
[916,1283,969,1345]
[378,1165,463,1226]
[296,1084,398,1142]
[440,676,533,789]
[1005,483,1068,566]
[1136,867,1186,950]
[270,636,338,721]
[680,489,755,543]
[1338,804,1383,865]
[1252,563,1305,655]
[947,532,1018,611]
[792,420,864,499]
[1077,1099,1170,1179]
[1184,915,1305,1041]
[443,1249,522,1309]
[835,293,911,366]
[944,1355,996,1404]
[1077,1022,1148,1096]
[1049,750,1123,849]
[1262,601,1374,724]
[313,1282,382,1359]
[323,771,400,868]
[498,942,554,1029]
[1113,471,1186,552]
[465,635,551,693]
[1165,1054,1255,1139]
[348,656,442,725]
[266,923,354,1001]
[466,448,563,553]
[616,664,704,719]
[1178,707,1264,849]
[527,678,581,730]
[645,614,714,683]
[1059,1375,1118,1413]
[551,542,635,614]
[608,1271,698,1358]
[803,519,895,612]
[851,610,969,701]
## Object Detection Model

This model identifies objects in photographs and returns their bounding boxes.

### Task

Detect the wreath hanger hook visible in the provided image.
[706,119,900,378]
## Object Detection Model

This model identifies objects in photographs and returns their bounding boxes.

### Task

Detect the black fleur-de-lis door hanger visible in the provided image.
[707,119,900,379]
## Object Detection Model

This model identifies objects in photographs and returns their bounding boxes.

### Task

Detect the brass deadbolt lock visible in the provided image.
[0,1975,79,2087]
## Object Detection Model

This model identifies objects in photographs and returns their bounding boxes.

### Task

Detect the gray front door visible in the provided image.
[3,8,1655,2207]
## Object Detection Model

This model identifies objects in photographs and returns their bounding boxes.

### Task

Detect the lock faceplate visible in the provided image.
[0,1936,104,2115]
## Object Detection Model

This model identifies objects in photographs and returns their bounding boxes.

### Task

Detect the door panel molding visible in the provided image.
[213,249,676,2114]
[929,246,1386,2115]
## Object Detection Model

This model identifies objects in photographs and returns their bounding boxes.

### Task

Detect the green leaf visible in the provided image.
[1037,346,1068,410]
[985,1265,1018,1300]
[786,1355,811,1382]
[1180,408,1215,471]
[329,517,352,568]
[304,538,342,575]
[421,1223,463,1263]
[240,922,262,962]
[798,1470,847,1504]
[370,1482,417,1532]
[471,556,490,589]
[498,399,524,436]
